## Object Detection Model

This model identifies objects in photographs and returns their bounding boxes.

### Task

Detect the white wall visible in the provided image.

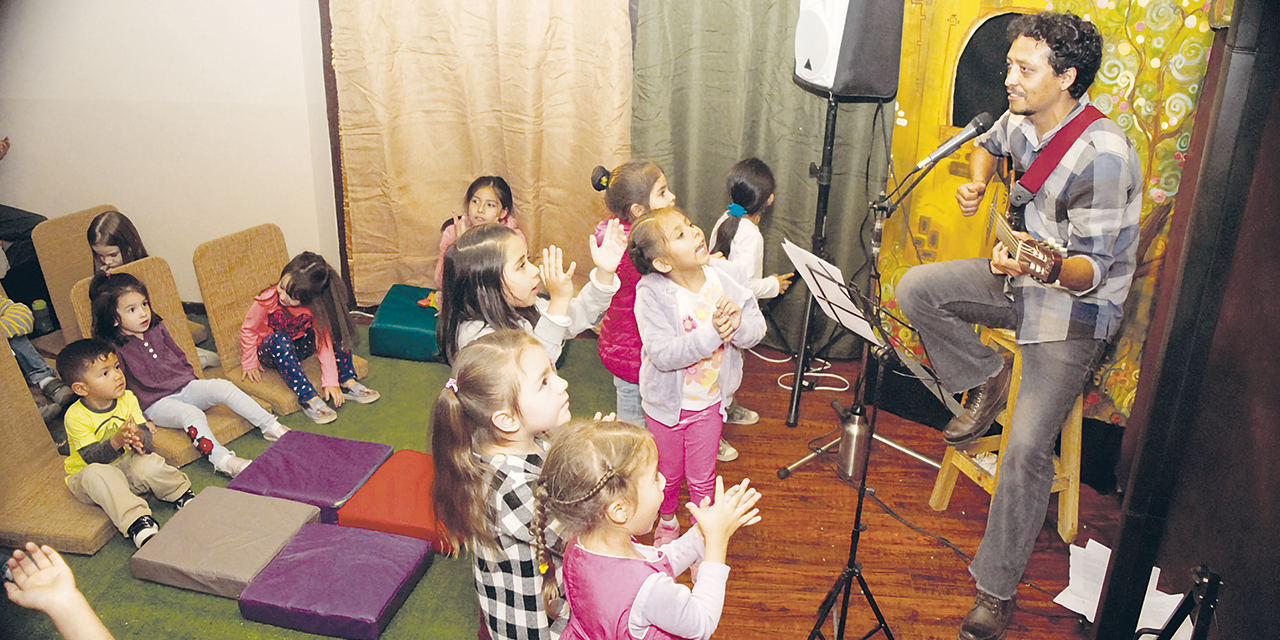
[0,0,339,301]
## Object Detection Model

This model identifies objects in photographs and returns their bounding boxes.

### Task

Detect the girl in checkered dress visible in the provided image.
[432,330,580,640]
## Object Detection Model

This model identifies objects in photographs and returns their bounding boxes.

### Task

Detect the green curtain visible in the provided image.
[631,0,892,358]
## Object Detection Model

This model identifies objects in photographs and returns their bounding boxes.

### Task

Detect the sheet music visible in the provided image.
[781,239,882,347]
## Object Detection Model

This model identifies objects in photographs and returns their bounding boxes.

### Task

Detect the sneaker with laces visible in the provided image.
[260,420,290,442]
[717,438,739,462]
[35,396,62,424]
[172,490,197,509]
[341,381,381,404]
[213,453,251,478]
[725,402,759,425]
[303,397,338,424]
[126,515,160,549]
[653,517,680,550]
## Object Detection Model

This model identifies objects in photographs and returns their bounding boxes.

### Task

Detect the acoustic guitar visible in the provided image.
[984,156,1064,284]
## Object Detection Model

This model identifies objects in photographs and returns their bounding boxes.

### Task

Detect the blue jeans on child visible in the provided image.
[256,330,357,402]
[896,258,1104,599]
[10,334,56,386]
[613,376,644,427]
[145,379,278,466]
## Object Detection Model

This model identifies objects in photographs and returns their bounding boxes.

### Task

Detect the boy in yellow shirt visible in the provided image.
[55,339,193,549]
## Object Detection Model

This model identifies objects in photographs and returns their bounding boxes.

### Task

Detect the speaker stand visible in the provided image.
[786,93,840,428]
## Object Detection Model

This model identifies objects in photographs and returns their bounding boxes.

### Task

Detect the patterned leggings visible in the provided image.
[256,330,357,402]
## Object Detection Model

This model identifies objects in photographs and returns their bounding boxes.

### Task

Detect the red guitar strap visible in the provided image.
[1008,104,1106,209]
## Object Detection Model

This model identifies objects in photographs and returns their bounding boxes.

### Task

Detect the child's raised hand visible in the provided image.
[590,218,627,278]
[773,272,795,295]
[241,367,262,383]
[686,477,763,564]
[540,245,577,311]
[592,412,618,422]
[5,543,79,614]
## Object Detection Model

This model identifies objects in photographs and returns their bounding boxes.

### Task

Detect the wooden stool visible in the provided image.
[928,328,1083,543]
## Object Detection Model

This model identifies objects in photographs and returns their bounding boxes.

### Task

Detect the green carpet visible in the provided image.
[0,327,615,640]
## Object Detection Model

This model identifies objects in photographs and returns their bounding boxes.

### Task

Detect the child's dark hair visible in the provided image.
[87,211,149,271]
[278,252,358,353]
[443,176,515,231]
[533,419,658,618]
[627,207,684,276]
[56,338,117,387]
[711,158,776,257]
[591,160,664,224]
[88,272,162,347]
[436,223,539,363]
[430,330,542,553]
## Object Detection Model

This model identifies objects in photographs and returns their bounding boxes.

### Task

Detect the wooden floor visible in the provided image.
[684,347,1121,640]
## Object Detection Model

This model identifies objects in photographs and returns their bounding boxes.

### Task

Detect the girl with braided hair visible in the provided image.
[430,329,580,640]
[534,419,763,640]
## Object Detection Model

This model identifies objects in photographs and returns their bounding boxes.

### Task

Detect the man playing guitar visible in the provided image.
[896,11,1142,640]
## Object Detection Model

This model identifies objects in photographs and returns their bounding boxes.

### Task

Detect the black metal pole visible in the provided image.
[786,93,840,427]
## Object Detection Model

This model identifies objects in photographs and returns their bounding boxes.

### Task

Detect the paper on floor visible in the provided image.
[1053,539,1193,639]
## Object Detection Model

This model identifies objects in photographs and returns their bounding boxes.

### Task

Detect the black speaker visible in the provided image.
[793,0,905,99]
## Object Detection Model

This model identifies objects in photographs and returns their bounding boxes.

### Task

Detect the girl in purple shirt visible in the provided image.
[89,273,289,477]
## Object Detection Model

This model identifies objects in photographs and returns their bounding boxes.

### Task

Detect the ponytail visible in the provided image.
[712,158,776,258]
[531,483,564,619]
[429,330,540,551]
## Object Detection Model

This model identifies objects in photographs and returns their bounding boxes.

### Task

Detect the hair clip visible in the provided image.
[444,378,458,393]
[727,203,748,218]
[538,562,550,575]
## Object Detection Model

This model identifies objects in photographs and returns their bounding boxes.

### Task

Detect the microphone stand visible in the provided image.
[776,157,945,480]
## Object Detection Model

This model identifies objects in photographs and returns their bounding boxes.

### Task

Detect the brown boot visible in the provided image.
[958,590,1015,640]
[943,356,1013,446]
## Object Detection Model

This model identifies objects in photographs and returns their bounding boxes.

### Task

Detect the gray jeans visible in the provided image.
[897,258,1103,598]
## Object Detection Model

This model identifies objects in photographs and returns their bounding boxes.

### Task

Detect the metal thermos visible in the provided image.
[836,405,871,482]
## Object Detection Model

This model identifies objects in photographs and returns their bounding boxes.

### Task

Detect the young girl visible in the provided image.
[431,330,575,640]
[706,158,795,456]
[87,210,220,369]
[534,420,762,640]
[90,273,289,477]
[589,161,677,427]
[433,176,526,290]
[87,210,149,272]
[629,206,766,550]
[240,252,379,424]
[435,219,627,364]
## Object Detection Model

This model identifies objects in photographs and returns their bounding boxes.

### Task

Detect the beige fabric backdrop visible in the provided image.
[330,0,633,305]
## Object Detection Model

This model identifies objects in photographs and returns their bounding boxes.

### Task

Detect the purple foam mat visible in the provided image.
[238,523,435,639]
[227,430,393,523]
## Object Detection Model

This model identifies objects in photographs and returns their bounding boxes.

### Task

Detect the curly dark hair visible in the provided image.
[1009,11,1103,99]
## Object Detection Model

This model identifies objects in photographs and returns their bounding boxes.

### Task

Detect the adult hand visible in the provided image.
[989,235,1029,278]
[956,180,987,216]
[241,367,262,383]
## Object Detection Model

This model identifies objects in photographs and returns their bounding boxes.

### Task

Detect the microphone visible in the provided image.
[915,112,994,170]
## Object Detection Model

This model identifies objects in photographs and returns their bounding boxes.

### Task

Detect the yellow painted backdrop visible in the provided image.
[879,0,1222,425]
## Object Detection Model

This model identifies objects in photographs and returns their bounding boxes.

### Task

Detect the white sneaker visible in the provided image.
[261,421,290,442]
[303,397,338,424]
[341,381,381,404]
[717,438,739,462]
[725,403,759,425]
[213,453,251,478]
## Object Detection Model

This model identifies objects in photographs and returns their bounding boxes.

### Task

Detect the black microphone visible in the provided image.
[915,112,994,170]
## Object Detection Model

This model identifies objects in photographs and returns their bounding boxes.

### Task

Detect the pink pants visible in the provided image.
[646,402,722,516]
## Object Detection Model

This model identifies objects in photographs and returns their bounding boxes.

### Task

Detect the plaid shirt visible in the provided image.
[474,445,567,640]
[976,98,1143,343]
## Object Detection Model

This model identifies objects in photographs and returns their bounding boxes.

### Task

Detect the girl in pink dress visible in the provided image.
[534,419,762,640]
